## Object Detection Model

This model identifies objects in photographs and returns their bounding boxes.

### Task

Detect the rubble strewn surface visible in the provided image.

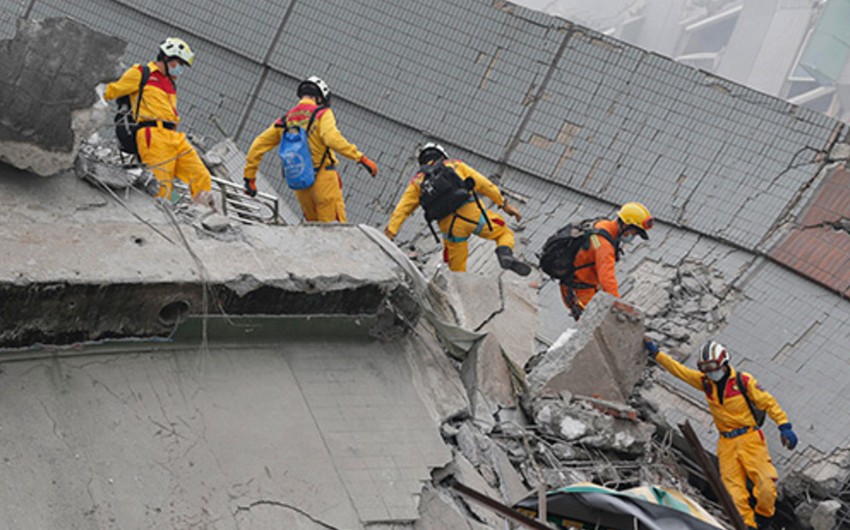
[2,14,848,528]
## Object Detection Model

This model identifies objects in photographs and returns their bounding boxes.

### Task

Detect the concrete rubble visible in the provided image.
[0,138,721,527]
[0,18,123,176]
[526,292,646,403]
[2,14,848,530]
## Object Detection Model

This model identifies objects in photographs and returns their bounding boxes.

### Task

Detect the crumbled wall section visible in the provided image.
[0,17,124,175]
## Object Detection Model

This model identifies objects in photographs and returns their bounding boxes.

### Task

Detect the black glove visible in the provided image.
[244,177,258,197]
[644,340,659,359]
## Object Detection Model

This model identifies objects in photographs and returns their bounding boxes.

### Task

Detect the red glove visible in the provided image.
[359,155,377,177]
[244,177,258,197]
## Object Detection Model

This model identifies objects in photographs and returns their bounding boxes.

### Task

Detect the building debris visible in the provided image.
[0,18,123,176]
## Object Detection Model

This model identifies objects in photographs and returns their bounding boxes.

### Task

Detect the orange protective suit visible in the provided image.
[655,352,789,527]
[104,62,211,200]
[559,218,621,316]
[244,98,364,222]
[386,160,515,272]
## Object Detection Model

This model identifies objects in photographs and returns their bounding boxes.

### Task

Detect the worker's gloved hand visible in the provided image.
[384,227,395,241]
[94,83,107,104]
[779,423,798,450]
[644,340,659,359]
[244,177,258,197]
[502,202,522,222]
[359,155,378,177]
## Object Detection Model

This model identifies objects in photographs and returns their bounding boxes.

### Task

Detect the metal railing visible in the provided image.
[170,176,284,225]
[211,176,283,225]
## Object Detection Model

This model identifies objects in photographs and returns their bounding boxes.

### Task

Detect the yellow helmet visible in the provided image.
[617,202,653,239]
[159,37,194,66]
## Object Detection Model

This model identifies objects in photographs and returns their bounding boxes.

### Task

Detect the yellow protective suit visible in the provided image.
[244,98,364,222]
[655,352,789,528]
[105,62,211,200]
[386,160,515,272]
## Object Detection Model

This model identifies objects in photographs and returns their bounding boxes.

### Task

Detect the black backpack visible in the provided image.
[419,161,474,222]
[418,161,490,242]
[538,219,619,283]
[114,65,151,156]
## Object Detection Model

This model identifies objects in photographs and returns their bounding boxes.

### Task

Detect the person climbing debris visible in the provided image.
[384,143,531,276]
[645,339,798,530]
[243,76,377,222]
[103,38,213,207]
[540,202,653,320]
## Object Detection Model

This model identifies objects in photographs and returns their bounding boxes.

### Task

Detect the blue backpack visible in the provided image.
[278,106,328,190]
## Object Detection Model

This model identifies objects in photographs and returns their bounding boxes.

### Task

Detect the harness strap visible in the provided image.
[444,210,488,243]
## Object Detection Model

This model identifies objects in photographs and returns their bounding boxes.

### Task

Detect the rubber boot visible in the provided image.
[495,246,531,276]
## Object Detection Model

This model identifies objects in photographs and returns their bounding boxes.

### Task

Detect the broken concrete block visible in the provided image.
[433,268,503,330]
[0,17,125,176]
[489,443,530,505]
[526,292,647,403]
[810,499,842,530]
[461,332,518,415]
[480,273,539,373]
[414,486,497,530]
[201,213,231,232]
[784,447,850,499]
[405,321,471,423]
[529,397,655,455]
[449,452,504,526]
[74,154,133,190]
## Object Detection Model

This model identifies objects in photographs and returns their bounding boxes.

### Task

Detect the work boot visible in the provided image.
[755,513,775,530]
[495,246,531,276]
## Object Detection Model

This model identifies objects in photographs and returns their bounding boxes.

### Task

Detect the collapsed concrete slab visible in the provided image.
[525,292,646,403]
[0,335,453,529]
[426,269,538,423]
[0,220,420,347]
[0,163,423,347]
[0,18,123,176]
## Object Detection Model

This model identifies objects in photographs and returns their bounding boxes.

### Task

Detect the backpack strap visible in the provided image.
[590,226,621,259]
[132,66,150,122]
[735,372,762,427]
[565,223,620,281]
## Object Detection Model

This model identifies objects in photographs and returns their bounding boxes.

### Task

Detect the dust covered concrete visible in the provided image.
[0,18,123,175]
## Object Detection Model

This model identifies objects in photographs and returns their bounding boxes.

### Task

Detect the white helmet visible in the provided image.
[697,340,730,373]
[297,76,331,104]
[159,37,194,66]
[417,142,448,165]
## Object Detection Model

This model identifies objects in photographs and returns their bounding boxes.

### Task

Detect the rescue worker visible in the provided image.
[243,76,377,222]
[560,202,653,319]
[645,339,798,530]
[384,143,531,276]
[104,38,213,206]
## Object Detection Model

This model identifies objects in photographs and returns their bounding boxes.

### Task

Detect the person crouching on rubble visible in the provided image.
[645,339,798,530]
[559,202,653,320]
[103,38,214,207]
[383,143,531,276]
